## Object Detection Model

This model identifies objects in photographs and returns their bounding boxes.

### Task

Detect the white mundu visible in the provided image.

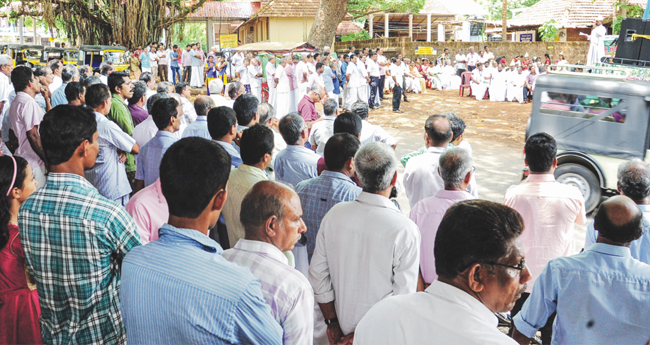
[275,65,291,119]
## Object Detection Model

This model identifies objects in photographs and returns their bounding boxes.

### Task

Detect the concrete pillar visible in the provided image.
[207,19,214,48]
[33,17,37,44]
[18,18,23,44]
[438,24,445,42]
[369,14,374,38]
[409,15,413,40]
[427,14,432,42]
[385,13,389,38]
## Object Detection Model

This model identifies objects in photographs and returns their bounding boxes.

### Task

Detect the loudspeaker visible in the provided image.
[614,18,650,66]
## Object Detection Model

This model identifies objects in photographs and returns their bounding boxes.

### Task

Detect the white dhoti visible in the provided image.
[490,82,507,102]
[328,91,339,108]
[345,86,360,110]
[190,66,203,87]
[507,85,525,103]
[251,85,261,103]
[359,84,369,104]
[269,87,277,109]
[276,92,291,119]
[472,82,488,101]
[430,77,442,90]
[289,89,297,113]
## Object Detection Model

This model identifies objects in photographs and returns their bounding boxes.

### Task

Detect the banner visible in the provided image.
[219,34,238,49]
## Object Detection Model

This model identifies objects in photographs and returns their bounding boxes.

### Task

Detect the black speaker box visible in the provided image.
[614,18,650,66]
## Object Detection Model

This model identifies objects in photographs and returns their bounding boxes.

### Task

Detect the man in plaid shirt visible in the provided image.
[19,105,142,344]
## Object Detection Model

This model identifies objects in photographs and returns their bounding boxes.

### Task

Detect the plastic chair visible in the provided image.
[459,72,473,97]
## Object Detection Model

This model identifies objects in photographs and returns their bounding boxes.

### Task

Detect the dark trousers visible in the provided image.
[468,65,476,72]
[402,76,408,101]
[510,292,555,344]
[369,77,379,107]
[457,68,466,77]
[392,85,402,111]
[182,67,191,83]
[379,75,385,99]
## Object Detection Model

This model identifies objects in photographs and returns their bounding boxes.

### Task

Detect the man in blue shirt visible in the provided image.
[584,159,650,264]
[513,195,650,345]
[275,113,320,188]
[170,44,180,84]
[51,65,78,107]
[182,95,213,140]
[121,137,282,345]
[208,106,242,169]
[135,98,180,192]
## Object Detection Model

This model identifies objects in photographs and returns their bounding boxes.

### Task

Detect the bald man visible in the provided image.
[223,181,314,345]
[513,195,650,345]
[182,95,214,140]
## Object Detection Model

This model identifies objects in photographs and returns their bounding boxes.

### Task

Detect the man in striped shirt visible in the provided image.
[224,180,314,345]
[121,137,282,344]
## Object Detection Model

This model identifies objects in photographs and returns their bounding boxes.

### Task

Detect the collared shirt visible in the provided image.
[354,281,518,345]
[156,50,167,65]
[128,103,149,126]
[308,115,335,156]
[360,119,397,148]
[121,224,282,345]
[237,65,250,85]
[346,62,361,88]
[125,179,168,244]
[322,66,335,93]
[181,50,192,66]
[140,51,151,69]
[50,82,68,107]
[20,173,142,344]
[297,95,318,122]
[190,49,202,67]
[224,240,314,345]
[9,91,45,168]
[209,94,230,108]
[410,190,476,284]
[179,97,197,135]
[377,55,387,76]
[132,115,158,148]
[85,111,136,201]
[50,76,62,93]
[309,192,421,335]
[248,64,262,88]
[170,51,179,68]
[216,140,242,169]
[222,164,268,246]
[275,145,320,187]
[504,173,586,292]
[136,130,178,187]
[513,244,650,345]
[388,63,404,87]
[585,204,650,264]
[296,171,362,261]
[366,58,380,77]
[181,115,210,140]
[285,63,295,91]
[295,61,309,85]
[466,52,479,67]
[108,94,136,172]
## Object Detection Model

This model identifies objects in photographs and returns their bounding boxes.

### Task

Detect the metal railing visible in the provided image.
[548,64,630,80]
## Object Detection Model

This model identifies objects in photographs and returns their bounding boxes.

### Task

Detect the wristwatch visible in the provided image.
[324,317,338,325]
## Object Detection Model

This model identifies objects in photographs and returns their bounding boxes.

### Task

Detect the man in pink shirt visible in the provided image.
[409,147,476,287]
[504,132,586,341]
[125,178,168,244]
[8,66,48,187]
[297,86,323,128]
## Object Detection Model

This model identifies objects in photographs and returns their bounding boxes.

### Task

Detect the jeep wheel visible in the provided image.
[555,163,601,213]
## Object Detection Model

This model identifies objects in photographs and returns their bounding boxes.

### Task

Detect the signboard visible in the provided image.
[415,46,435,55]
[219,34,238,49]
[604,35,618,56]
[519,33,533,42]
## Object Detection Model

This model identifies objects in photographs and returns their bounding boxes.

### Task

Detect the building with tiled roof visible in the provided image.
[336,21,363,36]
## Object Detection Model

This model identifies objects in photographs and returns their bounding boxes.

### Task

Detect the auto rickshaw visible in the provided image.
[78,45,128,71]
[2,44,44,67]
[41,47,79,66]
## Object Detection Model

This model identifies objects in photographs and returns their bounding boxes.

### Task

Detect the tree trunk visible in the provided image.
[308,0,349,49]
[502,0,508,41]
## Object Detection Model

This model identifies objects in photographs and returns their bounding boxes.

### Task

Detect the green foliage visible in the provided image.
[612,0,644,35]
[348,0,426,18]
[341,29,371,41]
[538,19,560,42]
[170,22,207,49]
[481,0,541,20]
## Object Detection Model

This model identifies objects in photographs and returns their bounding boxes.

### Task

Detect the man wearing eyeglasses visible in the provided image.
[504,132,586,344]
[354,200,530,345]
[297,85,323,129]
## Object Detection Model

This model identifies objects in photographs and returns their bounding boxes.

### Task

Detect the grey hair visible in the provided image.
[469,46,475,50]
[355,142,398,193]
[278,112,305,145]
[240,181,295,235]
[309,85,321,94]
[209,78,224,94]
[351,101,369,120]
[0,54,11,66]
[61,64,78,83]
[439,148,473,189]
[228,81,242,99]
[324,46,331,51]
[157,81,174,93]
[618,159,650,202]
[146,92,169,113]
[323,99,337,116]
[258,102,275,125]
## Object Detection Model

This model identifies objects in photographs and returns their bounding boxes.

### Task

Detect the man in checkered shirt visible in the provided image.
[19,105,142,344]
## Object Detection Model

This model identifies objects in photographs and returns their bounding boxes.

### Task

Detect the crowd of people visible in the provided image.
[1,38,650,345]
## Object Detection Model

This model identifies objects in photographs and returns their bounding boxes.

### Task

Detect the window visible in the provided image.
[539,91,627,123]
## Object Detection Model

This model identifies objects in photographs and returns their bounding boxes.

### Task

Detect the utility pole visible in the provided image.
[502,0,507,41]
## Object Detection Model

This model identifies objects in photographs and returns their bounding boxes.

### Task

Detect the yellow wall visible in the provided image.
[269,17,314,42]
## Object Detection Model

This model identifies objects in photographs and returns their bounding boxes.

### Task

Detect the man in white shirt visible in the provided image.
[483,45,495,61]
[133,93,169,147]
[366,52,380,109]
[150,47,159,82]
[0,54,13,155]
[223,181,314,345]
[466,46,479,72]
[351,101,396,149]
[156,45,168,82]
[248,58,263,102]
[309,142,420,345]
[470,63,490,101]
[354,200,529,345]
[275,57,291,119]
[265,56,277,110]
[175,82,197,136]
[507,66,527,104]
[295,54,310,108]
[207,79,229,108]
[455,48,467,76]
[344,54,361,111]
[47,59,63,92]
[308,99,338,155]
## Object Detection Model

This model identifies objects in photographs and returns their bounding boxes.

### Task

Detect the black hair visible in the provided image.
[173,44,178,49]
[333,112,362,136]
[233,93,259,127]
[0,155,28,250]
[278,113,304,145]
[435,200,524,279]
[147,92,169,113]
[175,82,189,94]
[594,200,644,243]
[81,76,102,88]
[151,98,179,130]
[160,137,231,218]
[108,71,129,94]
[47,59,62,72]
[100,62,113,75]
[349,53,357,60]
[207,106,237,139]
[316,62,324,70]
[444,112,466,142]
[40,105,97,166]
[85,83,111,109]
[139,72,152,84]
[128,81,147,106]
[65,82,85,103]
[324,133,360,171]
[525,132,557,173]
[11,66,33,93]
[424,114,452,146]
[240,124,274,166]
[368,51,376,58]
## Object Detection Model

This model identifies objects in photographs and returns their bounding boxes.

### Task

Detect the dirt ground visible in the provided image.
[367,89,533,148]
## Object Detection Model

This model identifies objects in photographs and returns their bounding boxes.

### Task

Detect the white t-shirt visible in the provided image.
[238,65,250,85]
[389,63,404,87]
[377,55,388,76]
[366,59,380,77]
